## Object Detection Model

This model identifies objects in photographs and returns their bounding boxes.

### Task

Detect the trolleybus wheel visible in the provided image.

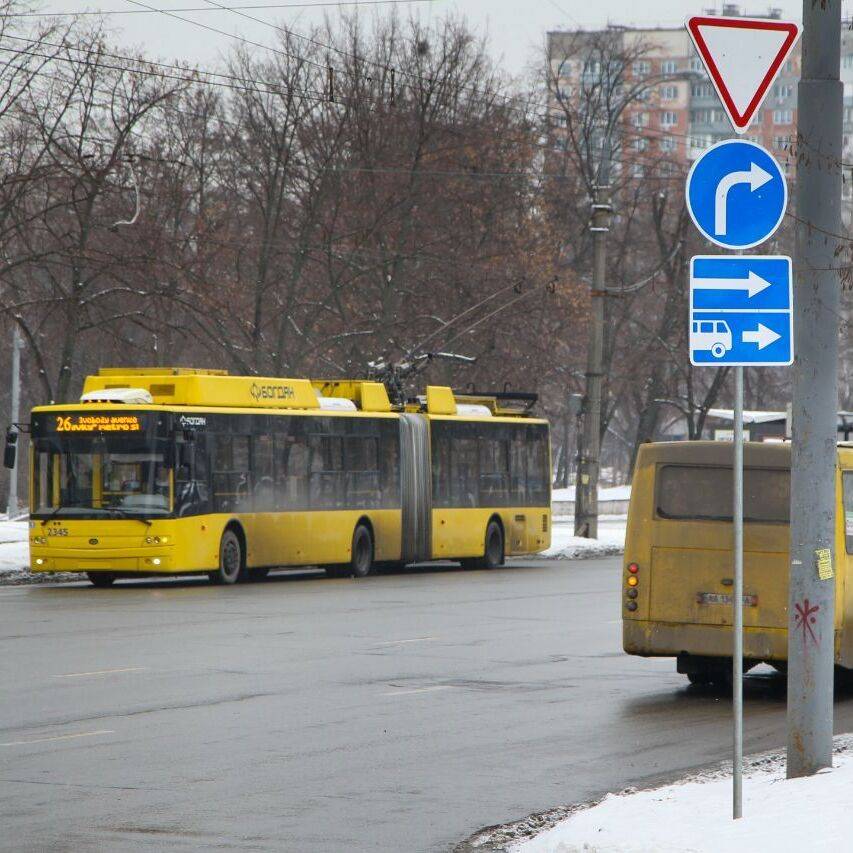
[462,520,504,570]
[209,529,244,585]
[350,524,374,578]
[87,571,116,588]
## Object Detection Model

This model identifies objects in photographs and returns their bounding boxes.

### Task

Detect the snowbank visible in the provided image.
[551,485,631,503]
[513,737,853,853]
[542,517,625,560]
[0,519,29,572]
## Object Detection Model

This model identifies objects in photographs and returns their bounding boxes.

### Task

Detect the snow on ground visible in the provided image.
[551,485,631,503]
[0,519,29,572]
[543,516,626,560]
[512,736,853,853]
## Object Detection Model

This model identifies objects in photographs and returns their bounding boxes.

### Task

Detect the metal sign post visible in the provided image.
[732,365,744,818]
[685,12,800,821]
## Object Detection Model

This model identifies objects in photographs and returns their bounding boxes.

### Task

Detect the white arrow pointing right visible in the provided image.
[742,323,782,350]
[695,270,773,298]
[714,162,773,236]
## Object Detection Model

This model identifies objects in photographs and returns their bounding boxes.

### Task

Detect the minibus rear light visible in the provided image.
[628,563,639,574]
[627,576,638,587]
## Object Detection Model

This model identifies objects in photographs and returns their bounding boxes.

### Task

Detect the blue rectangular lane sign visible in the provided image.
[689,255,793,366]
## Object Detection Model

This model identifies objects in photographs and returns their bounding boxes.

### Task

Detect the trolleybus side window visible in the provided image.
[509,433,527,505]
[252,434,275,511]
[526,425,550,506]
[345,434,381,508]
[274,423,310,509]
[450,425,479,508]
[212,434,251,513]
[480,434,510,506]
[431,421,550,509]
[844,471,853,554]
[657,464,790,523]
[175,435,210,517]
[378,420,400,506]
[309,431,346,509]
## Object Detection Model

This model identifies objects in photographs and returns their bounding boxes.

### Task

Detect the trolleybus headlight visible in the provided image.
[152,558,161,565]
[628,562,639,574]
[627,576,638,587]
[626,601,638,612]
[33,536,46,545]
[145,536,154,544]
[35,558,44,565]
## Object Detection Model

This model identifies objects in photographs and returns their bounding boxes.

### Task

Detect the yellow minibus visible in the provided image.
[622,441,853,684]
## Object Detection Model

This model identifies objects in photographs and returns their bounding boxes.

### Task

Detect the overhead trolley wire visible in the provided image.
[3,0,437,17]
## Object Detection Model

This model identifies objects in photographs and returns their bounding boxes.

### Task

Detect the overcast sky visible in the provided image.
[34,0,829,78]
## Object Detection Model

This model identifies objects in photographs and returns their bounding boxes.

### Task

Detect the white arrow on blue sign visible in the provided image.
[689,255,793,366]
[686,138,787,250]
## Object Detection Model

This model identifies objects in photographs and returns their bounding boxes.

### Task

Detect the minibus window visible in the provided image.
[657,464,790,523]
[844,472,853,554]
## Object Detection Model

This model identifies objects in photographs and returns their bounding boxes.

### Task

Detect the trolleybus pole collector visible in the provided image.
[4,367,551,586]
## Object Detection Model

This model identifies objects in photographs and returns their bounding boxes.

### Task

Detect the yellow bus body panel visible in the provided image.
[431,508,551,559]
[30,510,404,574]
[623,441,853,666]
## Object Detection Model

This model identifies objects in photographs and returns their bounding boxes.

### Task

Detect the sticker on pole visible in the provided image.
[686,15,800,134]
[689,255,793,367]
[686,139,787,250]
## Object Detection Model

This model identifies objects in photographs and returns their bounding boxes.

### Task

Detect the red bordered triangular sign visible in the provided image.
[687,16,801,134]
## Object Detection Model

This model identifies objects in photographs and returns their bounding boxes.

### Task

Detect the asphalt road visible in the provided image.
[3,557,853,853]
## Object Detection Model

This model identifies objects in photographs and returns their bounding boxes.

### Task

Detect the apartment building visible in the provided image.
[547,6,800,176]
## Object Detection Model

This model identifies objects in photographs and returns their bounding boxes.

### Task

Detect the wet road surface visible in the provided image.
[2,557,852,852]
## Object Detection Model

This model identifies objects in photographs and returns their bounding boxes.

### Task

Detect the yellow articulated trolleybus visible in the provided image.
[16,368,551,586]
[623,441,853,685]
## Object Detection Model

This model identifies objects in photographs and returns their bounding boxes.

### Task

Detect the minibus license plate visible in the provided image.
[697,592,758,607]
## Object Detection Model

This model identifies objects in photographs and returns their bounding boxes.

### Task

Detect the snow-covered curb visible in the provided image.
[542,517,625,560]
[460,735,853,852]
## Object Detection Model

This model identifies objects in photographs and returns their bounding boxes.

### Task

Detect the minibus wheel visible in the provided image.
[209,529,244,585]
[87,572,116,588]
[350,524,374,578]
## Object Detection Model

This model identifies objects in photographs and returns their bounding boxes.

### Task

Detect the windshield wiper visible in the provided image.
[105,507,153,526]
[40,502,84,525]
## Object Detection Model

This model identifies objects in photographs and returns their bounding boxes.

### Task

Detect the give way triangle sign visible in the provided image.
[686,16,801,134]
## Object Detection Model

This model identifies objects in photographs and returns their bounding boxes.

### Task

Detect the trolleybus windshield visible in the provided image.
[31,433,172,520]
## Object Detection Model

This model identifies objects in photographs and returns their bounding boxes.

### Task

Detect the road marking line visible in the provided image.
[1,730,114,747]
[372,637,436,647]
[384,685,455,696]
[54,667,148,678]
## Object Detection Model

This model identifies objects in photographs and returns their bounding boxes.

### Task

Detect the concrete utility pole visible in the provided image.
[6,326,22,518]
[575,180,611,539]
[787,0,842,778]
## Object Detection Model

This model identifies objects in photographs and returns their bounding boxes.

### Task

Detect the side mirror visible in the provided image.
[3,431,17,470]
